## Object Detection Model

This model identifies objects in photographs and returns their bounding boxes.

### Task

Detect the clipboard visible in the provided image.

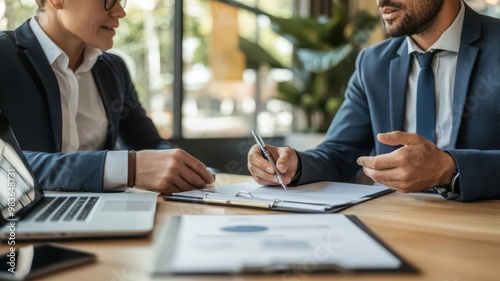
[164,181,394,213]
[151,214,418,275]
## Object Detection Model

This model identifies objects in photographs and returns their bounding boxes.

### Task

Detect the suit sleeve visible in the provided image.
[446,149,500,201]
[296,49,375,185]
[24,150,107,192]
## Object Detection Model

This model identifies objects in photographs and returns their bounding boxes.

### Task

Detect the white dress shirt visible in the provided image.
[30,17,128,191]
[405,1,465,149]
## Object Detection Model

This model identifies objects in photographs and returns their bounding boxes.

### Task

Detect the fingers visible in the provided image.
[358,133,455,193]
[357,152,402,170]
[163,150,215,192]
[358,147,422,191]
[377,131,426,146]
[361,165,411,186]
[275,146,295,174]
[135,149,215,194]
[360,131,435,170]
[247,144,298,185]
[181,152,216,184]
[247,145,277,185]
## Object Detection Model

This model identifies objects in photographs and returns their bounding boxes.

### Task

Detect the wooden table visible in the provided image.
[2,173,500,281]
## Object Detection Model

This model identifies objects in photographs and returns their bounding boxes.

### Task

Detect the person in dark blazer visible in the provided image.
[0,0,214,193]
[248,0,500,202]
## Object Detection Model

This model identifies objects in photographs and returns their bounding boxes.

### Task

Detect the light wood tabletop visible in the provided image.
[1,173,499,281]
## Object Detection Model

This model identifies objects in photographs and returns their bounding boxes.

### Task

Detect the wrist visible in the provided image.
[289,149,301,186]
[434,151,460,199]
[435,170,460,199]
[127,150,136,187]
[438,151,456,186]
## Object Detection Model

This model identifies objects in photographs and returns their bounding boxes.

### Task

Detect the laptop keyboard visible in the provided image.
[35,196,99,222]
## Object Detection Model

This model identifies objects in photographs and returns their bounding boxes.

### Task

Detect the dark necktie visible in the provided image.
[416,51,439,143]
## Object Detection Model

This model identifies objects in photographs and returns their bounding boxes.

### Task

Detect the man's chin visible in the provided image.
[382,21,405,38]
[382,24,396,37]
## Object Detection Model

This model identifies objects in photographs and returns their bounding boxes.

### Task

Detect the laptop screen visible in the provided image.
[0,112,42,224]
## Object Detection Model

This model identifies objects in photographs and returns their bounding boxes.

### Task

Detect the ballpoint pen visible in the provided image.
[251,130,287,190]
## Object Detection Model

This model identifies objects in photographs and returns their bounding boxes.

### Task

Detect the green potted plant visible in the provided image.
[216,0,378,133]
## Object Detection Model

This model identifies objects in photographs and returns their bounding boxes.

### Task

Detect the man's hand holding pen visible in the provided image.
[248,132,299,188]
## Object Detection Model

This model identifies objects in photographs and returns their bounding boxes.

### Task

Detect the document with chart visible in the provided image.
[152,214,417,275]
[164,181,393,213]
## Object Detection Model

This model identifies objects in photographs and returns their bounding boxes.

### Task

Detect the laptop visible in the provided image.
[0,111,157,240]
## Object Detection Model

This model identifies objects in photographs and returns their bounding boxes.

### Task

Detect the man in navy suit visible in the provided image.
[0,0,214,193]
[248,0,500,201]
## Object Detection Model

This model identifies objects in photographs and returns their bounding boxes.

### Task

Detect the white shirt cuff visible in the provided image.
[103,151,128,192]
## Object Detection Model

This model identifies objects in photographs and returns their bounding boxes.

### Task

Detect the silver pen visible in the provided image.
[251,130,287,190]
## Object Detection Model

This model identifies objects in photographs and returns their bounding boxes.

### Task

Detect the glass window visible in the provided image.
[113,0,176,139]
[182,0,294,138]
[1,0,37,30]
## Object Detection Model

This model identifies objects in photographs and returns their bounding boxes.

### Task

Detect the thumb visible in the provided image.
[377,131,423,146]
[274,152,289,174]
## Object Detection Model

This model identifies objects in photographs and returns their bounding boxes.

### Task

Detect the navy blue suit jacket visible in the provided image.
[0,20,172,192]
[297,5,500,201]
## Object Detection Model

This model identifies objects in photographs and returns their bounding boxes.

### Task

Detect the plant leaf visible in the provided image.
[346,11,380,46]
[269,17,330,49]
[296,44,353,74]
[322,0,348,47]
[215,0,271,17]
[277,81,302,105]
[238,37,284,69]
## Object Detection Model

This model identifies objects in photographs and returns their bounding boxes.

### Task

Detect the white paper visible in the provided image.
[175,181,389,207]
[163,214,401,273]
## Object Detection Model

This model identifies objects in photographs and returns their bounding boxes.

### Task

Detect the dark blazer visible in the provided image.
[297,5,500,201]
[0,20,172,192]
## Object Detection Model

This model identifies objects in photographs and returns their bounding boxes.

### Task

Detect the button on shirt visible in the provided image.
[405,1,465,149]
[30,18,128,191]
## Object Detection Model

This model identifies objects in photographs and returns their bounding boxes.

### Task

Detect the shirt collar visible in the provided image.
[77,46,102,74]
[30,17,63,65]
[407,0,465,54]
[29,17,102,73]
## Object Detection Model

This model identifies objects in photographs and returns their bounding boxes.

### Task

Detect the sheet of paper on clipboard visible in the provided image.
[152,214,417,275]
[164,181,393,213]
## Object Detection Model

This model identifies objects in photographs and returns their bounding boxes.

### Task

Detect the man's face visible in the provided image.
[375,0,445,37]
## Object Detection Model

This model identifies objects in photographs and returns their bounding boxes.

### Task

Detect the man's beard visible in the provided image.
[378,0,445,37]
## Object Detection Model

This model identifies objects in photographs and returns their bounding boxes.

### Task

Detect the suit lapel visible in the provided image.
[92,58,118,149]
[451,5,481,148]
[389,42,411,132]
[15,21,63,151]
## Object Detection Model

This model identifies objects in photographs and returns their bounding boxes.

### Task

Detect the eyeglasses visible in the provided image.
[104,0,127,11]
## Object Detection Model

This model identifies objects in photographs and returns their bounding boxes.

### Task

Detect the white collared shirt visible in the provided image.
[30,18,127,191]
[405,1,465,149]
[30,18,107,152]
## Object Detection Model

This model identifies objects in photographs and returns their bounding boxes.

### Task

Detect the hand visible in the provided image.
[357,131,456,193]
[135,149,215,194]
[247,144,298,186]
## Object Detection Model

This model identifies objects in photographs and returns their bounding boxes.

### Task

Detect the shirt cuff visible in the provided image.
[103,151,128,192]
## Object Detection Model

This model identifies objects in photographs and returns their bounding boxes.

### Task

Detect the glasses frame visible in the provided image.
[104,0,127,11]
